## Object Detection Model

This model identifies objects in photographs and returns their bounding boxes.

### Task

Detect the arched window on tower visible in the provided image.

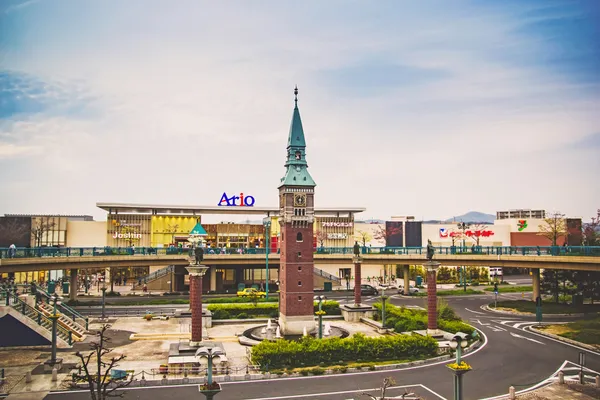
[296,232,303,242]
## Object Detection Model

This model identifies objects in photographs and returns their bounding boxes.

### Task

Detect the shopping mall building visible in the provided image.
[0,207,583,292]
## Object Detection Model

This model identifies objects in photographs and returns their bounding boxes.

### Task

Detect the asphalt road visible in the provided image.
[46,290,600,400]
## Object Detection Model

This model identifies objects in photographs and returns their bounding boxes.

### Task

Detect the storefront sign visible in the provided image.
[218,192,255,207]
[112,220,141,227]
[322,222,353,228]
[112,232,142,239]
[439,229,494,238]
[517,220,528,231]
[327,233,348,239]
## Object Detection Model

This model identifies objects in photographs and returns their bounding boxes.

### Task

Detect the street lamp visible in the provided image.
[449,333,469,400]
[381,287,388,328]
[314,295,326,339]
[196,346,224,388]
[457,222,470,292]
[263,217,271,299]
[100,274,107,321]
[48,294,62,366]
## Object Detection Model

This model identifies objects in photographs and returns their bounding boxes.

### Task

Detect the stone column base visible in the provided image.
[279,314,315,336]
[340,304,376,322]
[44,358,63,372]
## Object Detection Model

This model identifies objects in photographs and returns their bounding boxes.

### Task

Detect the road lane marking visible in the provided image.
[465,308,486,315]
[510,332,545,345]
[492,325,507,331]
[242,384,447,400]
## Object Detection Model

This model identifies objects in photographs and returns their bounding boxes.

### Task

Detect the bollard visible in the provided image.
[596,375,599,388]
[558,371,565,384]
[25,371,32,383]
[509,386,516,400]
[52,367,58,382]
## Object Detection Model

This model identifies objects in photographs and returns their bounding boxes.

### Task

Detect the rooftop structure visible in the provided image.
[96,202,365,217]
[496,209,546,220]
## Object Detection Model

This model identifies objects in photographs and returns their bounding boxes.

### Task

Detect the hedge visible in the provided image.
[371,303,474,335]
[251,333,438,369]
[208,300,341,320]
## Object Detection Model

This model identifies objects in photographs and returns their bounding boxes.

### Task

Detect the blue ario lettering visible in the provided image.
[218,192,255,207]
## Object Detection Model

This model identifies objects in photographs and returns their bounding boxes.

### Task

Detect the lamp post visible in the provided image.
[196,346,224,399]
[449,333,469,400]
[263,217,271,299]
[100,275,107,321]
[457,223,469,292]
[314,295,326,339]
[49,294,61,366]
[381,287,387,328]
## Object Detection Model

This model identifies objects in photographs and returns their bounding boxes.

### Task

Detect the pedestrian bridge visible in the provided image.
[1,246,599,273]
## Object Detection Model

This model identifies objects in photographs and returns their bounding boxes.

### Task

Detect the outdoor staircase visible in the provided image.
[1,288,76,346]
[35,286,89,332]
[133,265,174,290]
[313,266,342,289]
[37,301,87,340]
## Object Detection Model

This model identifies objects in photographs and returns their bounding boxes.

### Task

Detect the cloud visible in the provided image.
[2,0,41,14]
[0,0,598,222]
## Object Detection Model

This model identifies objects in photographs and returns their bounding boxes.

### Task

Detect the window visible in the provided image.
[297,251,302,258]
[298,296,302,301]
[298,266,302,271]
[296,232,303,242]
[298,280,302,286]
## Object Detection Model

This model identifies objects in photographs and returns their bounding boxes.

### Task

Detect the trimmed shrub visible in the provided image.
[236,312,249,319]
[310,367,325,375]
[251,333,438,369]
[207,301,340,319]
[211,309,230,320]
[438,320,475,335]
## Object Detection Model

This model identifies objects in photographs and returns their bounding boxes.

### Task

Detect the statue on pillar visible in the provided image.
[426,239,435,261]
[194,246,204,265]
[353,241,360,256]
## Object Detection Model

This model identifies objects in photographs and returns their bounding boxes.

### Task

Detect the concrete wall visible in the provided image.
[66,221,107,247]
[422,223,510,247]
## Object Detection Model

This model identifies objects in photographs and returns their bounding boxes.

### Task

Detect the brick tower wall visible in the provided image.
[279,224,315,317]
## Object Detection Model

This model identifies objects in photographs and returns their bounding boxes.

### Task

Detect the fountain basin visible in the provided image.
[241,322,349,345]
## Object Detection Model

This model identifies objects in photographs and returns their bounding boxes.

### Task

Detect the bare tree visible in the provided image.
[0,218,30,245]
[31,218,56,247]
[355,230,373,247]
[361,377,418,399]
[538,212,567,246]
[315,230,328,249]
[373,225,401,246]
[164,223,180,245]
[72,324,133,400]
[467,223,489,246]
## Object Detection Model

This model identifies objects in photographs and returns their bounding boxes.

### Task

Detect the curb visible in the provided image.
[529,325,600,352]
[481,304,587,318]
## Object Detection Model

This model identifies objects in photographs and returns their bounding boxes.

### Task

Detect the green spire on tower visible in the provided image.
[279,86,316,188]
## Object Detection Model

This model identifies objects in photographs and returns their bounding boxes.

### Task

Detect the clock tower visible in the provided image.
[278,87,317,335]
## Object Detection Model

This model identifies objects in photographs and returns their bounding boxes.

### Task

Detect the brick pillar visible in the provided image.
[354,260,362,305]
[190,274,203,343]
[426,267,438,331]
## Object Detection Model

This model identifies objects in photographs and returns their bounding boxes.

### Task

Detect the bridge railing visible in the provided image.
[1,245,600,259]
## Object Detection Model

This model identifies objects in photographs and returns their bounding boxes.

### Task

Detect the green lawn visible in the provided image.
[412,289,484,296]
[483,285,532,293]
[494,300,600,315]
[538,318,600,346]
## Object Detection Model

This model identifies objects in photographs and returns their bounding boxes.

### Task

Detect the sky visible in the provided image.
[1,0,599,223]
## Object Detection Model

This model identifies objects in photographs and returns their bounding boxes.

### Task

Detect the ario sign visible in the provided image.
[439,229,495,238]
[218,192,255,207]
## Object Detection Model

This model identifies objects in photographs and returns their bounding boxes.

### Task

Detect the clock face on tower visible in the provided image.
[294,193,306,207]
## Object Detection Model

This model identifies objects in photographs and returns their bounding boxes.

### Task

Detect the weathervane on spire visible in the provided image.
[294,85,298,106]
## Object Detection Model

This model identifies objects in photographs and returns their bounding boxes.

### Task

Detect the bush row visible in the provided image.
[371,302,474,335]
[208,300,341,320]
[252,333,438,369]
